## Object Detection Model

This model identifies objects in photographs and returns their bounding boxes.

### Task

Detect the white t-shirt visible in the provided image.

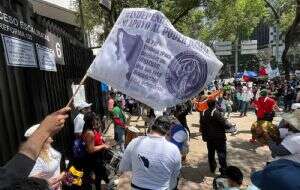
[280,133,300,163]
[74,113,84,134]
[29,147,61,180]
[119,135,181,190]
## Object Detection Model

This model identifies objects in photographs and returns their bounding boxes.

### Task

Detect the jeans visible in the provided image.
[240,101,249,116]
[115,126,125,145]
[206,140,227,175]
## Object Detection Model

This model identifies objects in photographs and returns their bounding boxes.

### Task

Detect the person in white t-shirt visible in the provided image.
[25,124,65,190]
[73,101,92,137]
[119,116,182,190]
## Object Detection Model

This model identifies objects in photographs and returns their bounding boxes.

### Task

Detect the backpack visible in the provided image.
[72,138,86,159]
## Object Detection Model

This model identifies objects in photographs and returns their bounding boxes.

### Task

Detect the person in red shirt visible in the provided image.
[252,89,281,121]
[82,113,110,190]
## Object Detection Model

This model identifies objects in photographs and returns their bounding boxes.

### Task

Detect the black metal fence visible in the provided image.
[0,0,103,165]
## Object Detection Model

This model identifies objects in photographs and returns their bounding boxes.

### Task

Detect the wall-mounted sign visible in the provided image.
[1,34,37,67]
[47,32,65,65]
[0,9,65,69]
[36,44,56,72]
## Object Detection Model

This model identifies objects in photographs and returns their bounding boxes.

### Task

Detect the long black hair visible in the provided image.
[82,112,96,134]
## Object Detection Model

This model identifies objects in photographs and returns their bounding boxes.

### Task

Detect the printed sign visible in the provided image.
[0,10,64,68]
[241,40,258,55]
[47,32,65,65]
[36,44,57,72]
[72,84,86,108]
[88,8,223,109]
[1,34,37,67]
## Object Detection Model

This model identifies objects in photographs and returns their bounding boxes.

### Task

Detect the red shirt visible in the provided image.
[254,97,276,119]
[94,130,105,146]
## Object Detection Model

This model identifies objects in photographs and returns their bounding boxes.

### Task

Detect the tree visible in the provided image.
[204,0,267,42]
[281,0,300,78]
[75,0,204,45]
[263,0,296,78]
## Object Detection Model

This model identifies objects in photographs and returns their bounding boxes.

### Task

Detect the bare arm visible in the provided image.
[19,107,71,160]
[85,131,108,153]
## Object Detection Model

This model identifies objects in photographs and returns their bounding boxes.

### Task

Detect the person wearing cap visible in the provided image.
[25,124,65,190]
[252,89,281,122]
[119,116,181,190]
[74,101,92,137]
[0,107,70,190]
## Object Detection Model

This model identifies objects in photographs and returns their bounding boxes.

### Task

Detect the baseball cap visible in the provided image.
[251,159,300,190]
[24,124,40,137]
[76,101,92,110]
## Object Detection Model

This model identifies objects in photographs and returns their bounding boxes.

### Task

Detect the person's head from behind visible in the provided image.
[9,177,49,190]
[94,115,103,132]
[226,166,243,187]
[150,116,172,136]
[207,99,216,109]
[83,112,96,133]
[260,89,268,97]
[109,92,115,99]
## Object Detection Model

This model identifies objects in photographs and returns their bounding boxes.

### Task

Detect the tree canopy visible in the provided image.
[75,0,297,77]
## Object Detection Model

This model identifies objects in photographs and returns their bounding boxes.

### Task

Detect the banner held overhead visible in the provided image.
[88,8,223,109]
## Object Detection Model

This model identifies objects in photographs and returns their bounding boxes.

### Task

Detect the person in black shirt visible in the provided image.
[200,99,230,175]
[0,107,71,190]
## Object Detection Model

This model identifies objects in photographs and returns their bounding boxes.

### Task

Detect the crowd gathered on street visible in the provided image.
[0,75,299,190]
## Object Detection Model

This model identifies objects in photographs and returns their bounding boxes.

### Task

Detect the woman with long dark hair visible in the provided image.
[81,112,110,190]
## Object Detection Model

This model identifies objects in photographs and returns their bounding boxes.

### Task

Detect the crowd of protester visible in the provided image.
[0,76,300,190]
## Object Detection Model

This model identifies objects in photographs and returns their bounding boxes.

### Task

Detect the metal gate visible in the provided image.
[0,0,103,165]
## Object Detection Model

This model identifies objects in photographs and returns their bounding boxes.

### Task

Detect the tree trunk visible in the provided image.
[282,0,300,79]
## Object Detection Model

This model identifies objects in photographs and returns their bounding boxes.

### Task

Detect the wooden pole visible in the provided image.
[66,73,89,108]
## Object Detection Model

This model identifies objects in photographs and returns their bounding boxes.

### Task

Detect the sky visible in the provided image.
[43,0,75,10]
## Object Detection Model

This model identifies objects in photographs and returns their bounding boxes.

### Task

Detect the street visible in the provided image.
[110,111,273,190]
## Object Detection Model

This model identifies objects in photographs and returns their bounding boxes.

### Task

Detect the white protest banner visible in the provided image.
[88,8,223,109]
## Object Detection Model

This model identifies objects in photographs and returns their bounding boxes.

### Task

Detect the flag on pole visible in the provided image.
[87,8,223,109]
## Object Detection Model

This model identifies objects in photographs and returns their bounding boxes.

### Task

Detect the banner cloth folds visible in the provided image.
[88,8,223,109]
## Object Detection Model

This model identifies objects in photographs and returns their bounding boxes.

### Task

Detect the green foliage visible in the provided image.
[205,0,268,41]
[75,0,294,48]
[263,0,296,34]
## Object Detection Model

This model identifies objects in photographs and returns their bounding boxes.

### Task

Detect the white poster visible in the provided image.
[88,8,223,109]
[36,44,57,72]
[72,84,86,108]
[1,34,37,67]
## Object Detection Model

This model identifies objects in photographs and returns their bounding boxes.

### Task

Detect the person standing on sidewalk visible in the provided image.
[200,99,230,175]
[240,85,253,117]
[112,98,127,151]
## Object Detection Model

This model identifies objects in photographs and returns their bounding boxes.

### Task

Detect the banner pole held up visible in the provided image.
[66,73,89,108]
